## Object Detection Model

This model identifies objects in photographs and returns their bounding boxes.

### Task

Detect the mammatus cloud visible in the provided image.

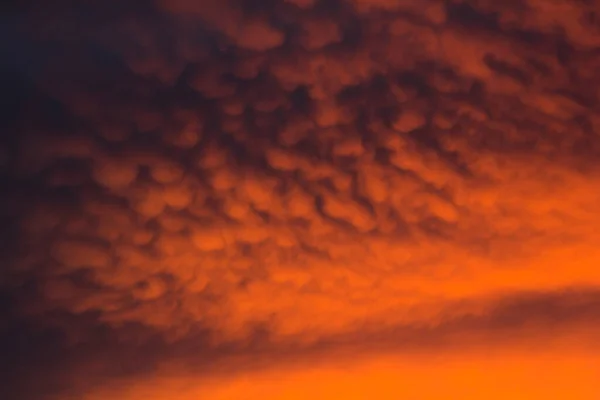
[1,0,600,398]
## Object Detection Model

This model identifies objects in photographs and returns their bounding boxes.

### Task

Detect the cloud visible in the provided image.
[3,288,600,400]
[2,0,600,398]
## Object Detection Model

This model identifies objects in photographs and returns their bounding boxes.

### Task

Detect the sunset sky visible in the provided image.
[1,0,600,399]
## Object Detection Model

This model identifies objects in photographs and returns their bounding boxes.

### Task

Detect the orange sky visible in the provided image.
[1,0,600,399]
[85,350,600,400]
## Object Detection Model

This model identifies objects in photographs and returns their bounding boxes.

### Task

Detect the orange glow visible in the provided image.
[2,0,600,399]
[86,347,600,400]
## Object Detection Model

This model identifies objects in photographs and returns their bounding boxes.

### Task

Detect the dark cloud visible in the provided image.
[2,287,600,399]
[2,0,600,398]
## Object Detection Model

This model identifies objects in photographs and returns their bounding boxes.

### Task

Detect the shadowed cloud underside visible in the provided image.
[1,0,600,399]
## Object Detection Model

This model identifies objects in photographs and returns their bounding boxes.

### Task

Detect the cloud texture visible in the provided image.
[2,0,600,398]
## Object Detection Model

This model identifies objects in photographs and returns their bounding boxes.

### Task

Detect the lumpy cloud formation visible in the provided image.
[2,0,600,398]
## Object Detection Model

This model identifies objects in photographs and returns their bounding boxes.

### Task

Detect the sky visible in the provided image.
[1,0,600,399]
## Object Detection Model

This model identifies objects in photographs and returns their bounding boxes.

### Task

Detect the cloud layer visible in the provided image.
[2,0,600,398]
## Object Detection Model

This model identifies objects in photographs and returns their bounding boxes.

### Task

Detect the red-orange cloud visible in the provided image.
[1,0,600,399]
